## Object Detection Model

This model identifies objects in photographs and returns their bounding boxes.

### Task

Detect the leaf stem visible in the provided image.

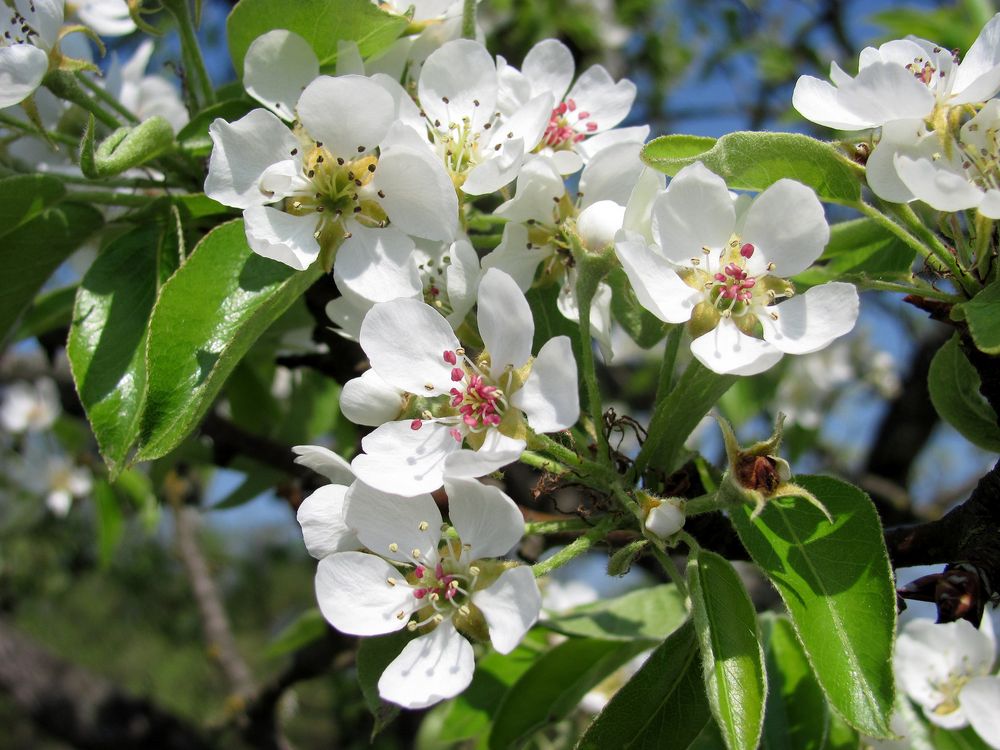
[461,0,477,39]
[530,516,618,577]
[523,517,595,535]
[162,0,215,109]
[0,112,79,146]
[649,544,688,599]
[846,276,961,302]
[76,72,141,124]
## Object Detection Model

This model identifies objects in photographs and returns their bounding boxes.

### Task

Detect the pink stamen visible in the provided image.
[451,367,464,382]
[577,111,590,120]
[740,243,755,258]
[566,98,576,111]
[413,588,427,599]
[449,428,463,442]
[410,419,423,431]
[585,121,598,132]
[414,565,426,577]
[443,350,457,365]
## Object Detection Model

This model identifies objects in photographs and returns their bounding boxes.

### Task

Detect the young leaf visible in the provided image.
[730,475,896,738]
[928,334,1000,452]
[136,220,321,460]
[227,0,408,77]
[0,173,65,236]
[69,218,181,476]
[760,614,830,750]
[489,637,652,750]
[543,583,687,641]
[0,203,104,345]
[576,620,713,750]
[960,280,1000,355]
[642,132,863,204]
[688,549,767,750]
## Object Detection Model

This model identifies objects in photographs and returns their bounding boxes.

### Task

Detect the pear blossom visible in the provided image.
[376,38,555,195]
[104,38,188,131]
[895,617,1000,747]
[312,477,541,709]
[204,74,458,270]
[74,0,134,36]
[1,378,60,433]
[349,268,579,496]
[0,0,62,109]
[615,162,859,376]
[497,38,646,174]
[792,14,1000,131]
[325,225,480,340]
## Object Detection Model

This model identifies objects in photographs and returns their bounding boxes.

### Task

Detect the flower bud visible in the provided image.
[644,497,686,540]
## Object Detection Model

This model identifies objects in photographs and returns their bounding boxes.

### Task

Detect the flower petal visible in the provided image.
[579,141,644,208]
[443,432,526,480]
[614,231,701,324]
[244,30,319,120]
[0,45,48,109]
[243,205,321,270]
[510,335,579,433]
[961,677,1000,748]
[315,551,416,635]
[445,477,524,560]
[760,282,859,355]
[297,75,394,158]
[522,38,574,102]
[340,369,405,427]
[292,445,355,485]
[360,298,460,395]
[334,226,421,308]
[895,154,985,213]
[565,64,636,133]
[419,39,497,134]
[481,223,546,292]
[345,481,442,565]
[690,318,784,376]
[952,14,1000,104]
[297,484,360,558]
[495,155,565,224]
[205,109,298,209]
[740,179,830,276]
[378,620,475,709]
[474,566,541,654]
[652,162,735,264]
[478,268,534,371]
[352,419,456,496]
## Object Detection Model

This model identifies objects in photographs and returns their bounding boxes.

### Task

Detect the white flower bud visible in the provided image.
[644,498,686,539]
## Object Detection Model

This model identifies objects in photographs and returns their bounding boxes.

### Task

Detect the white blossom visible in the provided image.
[0,0,62,109]
[105,38,188,131]
[1,378,60,433]
[74,0,134,36]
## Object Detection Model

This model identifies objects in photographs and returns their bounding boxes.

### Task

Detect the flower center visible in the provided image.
[542,98,598,149]
[396,537,481,633]
[930,670,973,717]
[425,96,503,185]
[701,241,763,317]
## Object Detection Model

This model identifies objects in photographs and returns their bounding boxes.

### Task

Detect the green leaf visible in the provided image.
[642,132,862,204]
[730,475,896,738]
[688,549,767,750]
[16,284,77,341]
[137,220,321,460]
[356,630,414,736]
[760,615,829,750]
[0,203,104,346]
[227,0,409,77]
[822,712,859,750]
[608,267,667,348]
[69,219,181,476]
[961,280,1000,355]
[0,174,65,237]
[636,359,737,476]
[489,637,652,750]
[93,479,124,569]
[928,334,1000,452]
[576,620,713,750]
[793,218,915,289]
[544,584,687,641]
[265,609,328,658]
[434,637,541,742]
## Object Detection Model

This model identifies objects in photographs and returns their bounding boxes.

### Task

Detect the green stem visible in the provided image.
[527,433,618,485]
[163,0,215,109]
[649,544,688,599]
[683,492,722,516]
[65,190,159,206]
[524,518,594,535]
[76,73,140,124]
[0,113,79,146]
[895,203,978,295]
[55,173,169,189]
[43,71,120,129]
[531,516,618,577]
[461,0,477,39]
[518,450,570,477]
[847,276,961,302]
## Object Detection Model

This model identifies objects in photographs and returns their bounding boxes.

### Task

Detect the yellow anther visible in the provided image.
[418,521,429,531]
[389,543,399,553]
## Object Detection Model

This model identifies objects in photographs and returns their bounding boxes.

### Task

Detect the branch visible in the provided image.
[0,616,211,750]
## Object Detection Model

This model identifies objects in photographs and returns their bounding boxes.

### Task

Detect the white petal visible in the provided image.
[490,92,554,155]
[315,552,416,635]
[895,154,985,212]
[551,149,584,174]
[690,318,784,376]
[623,166,666,243]
[760,282,859,355]
[443,432,526,480]
[325,297,366,341]
[360,298,460,395]
[297,484,360,558]
[374,123,460,241]
[481,223,546,292]
[205,109,298,209]
[579,141,644,208]
[243,205,320,270]
[565,64,636,133]
[645,501,685,538]
[478,268,534,371]
[522,38,574,101]
[334,226,421,308]
[378,620,475,709]
[576,200,625,252]
[0,45,48,109]
[962,677,1000,748]
[335,39,365,76]
[980,189,1000,219]
[495,155,565,224]
[864,118,932,204]
[444,477,523,559]
[76,0,134,36]
[20,0,61,47]
[463,137,526,195]
[791,75,876,130]
[474,566,541,654]
[296,75,394,158]
[419,39,497,134]
[292,445,355,484]
[614,232,700,324]
[577,125,650,163]
[652,162,735,264]
[952,14,1000,104]
[740,179,830,276]
[371,73,426,134]
[244,30,319,120]
[352,419,456,496]
[443,238,482,328]
[340,370,405,427]
[345,481,442,565]
[510,336,579,433]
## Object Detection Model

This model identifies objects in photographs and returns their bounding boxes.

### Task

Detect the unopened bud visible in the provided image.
[644,497,686,539]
